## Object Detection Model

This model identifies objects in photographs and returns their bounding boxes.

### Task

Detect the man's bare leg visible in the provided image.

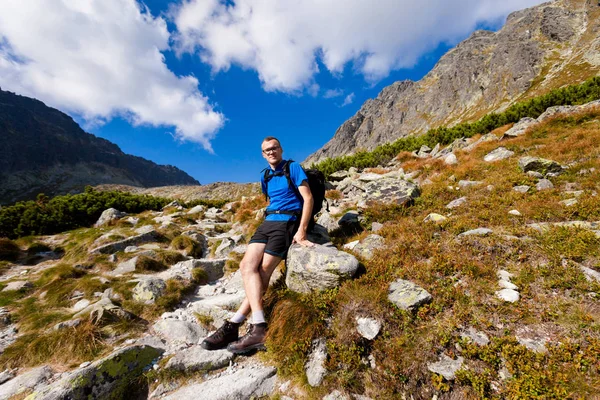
[240,246,282,320]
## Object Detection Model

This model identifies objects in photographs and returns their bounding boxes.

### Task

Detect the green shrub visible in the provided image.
[0,187,171,239]
[0,238,20,262]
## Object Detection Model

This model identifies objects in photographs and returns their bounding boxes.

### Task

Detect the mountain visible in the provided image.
[305,0,600,165]
[0,89,199,205]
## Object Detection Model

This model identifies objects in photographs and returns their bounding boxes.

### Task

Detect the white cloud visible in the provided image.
[173,0,546,93]
[0,0,224,151]
[323,89,344,99]
[341,93,355,107]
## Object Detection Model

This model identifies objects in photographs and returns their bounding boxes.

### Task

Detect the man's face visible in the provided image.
[262,139,283,166]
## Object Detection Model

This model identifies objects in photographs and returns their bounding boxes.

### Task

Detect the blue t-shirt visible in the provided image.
[262,160,308,221]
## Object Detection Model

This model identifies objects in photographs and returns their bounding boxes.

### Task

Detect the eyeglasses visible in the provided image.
[262,146,280,154]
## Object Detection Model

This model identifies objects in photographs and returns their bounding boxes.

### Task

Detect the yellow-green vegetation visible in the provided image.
[170,236,203,258]
[155,250,187,266]
[263,108,600,398]
[194,312,214,329]
[134,256,167,272]
[0,238,20,262]
[0,321,106,369]
[225,251,244,274]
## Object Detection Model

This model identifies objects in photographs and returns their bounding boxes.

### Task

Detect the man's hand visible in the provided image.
[292,230,314,247]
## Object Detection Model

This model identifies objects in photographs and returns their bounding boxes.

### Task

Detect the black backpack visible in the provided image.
[262,160,327,230]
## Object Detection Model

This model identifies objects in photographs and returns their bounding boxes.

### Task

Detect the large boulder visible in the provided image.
[94,208,127,227]
[27,345,163,400]
[162,365,276,400]
[388,279,432,311]
[360,178,420,206]
[518,156,563,175]
[164,345,233,372]
[132,278,166,303]
[286,244,359,294]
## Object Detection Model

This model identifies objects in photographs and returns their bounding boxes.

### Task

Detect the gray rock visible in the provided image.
[286,244,359,294]
[164,345,233,372]
[358,172,385,182]
[317,212,341,234]
[0,366,53,400]
[90,229,161,255]
[72,299,91,312]
[458,228,493,237]
[427,355,464,380]
[94,208,127,227]
[1,281,32,292]
[446,197,467,209]
[187,205,205,215]
[107,256,139,277]
[0,370,14,385]
[518,156,563,175]
[73,298,134,325]
[133,278,166,303]
[580,265,600,283]
[458,180,483,189]
[360,178,420,206]
[460,327,490,346]
[165,259,226,282]
[53,318,82,331]
[162,364,277,400]
[388,279,432,311]
[351,234,385,260]
[516,335,547,353]
[323,390,351,400]
[30,346,162,400]
[124,246,138,253]
[499,280,518,290]
[527,171,544,178]
[0,326,17,353]
[444,153,458,165]
[495,289,520,303]
[508,209,522,216]
[371,222,384,232]
[152,319,207,345]
[214,238,235,259]
[502,117,537,138]
[536,179,554,191]
[329,170,350,181]
[513,185,531,193]
[484,147,515,162]
[306,338,327,387]
[355,317,381,340]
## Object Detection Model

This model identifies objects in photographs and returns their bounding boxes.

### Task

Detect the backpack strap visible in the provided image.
[282,160,302,202]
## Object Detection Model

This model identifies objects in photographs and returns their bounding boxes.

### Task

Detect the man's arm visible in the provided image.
[293,181,314,246]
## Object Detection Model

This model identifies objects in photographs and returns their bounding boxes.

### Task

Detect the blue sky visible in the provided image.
[0,0,545,184]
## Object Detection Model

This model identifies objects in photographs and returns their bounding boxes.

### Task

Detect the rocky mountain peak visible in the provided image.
[305,0,599,165]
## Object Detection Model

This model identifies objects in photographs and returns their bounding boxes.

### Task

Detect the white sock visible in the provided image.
[252,310,266,324]
[230,312,247,324]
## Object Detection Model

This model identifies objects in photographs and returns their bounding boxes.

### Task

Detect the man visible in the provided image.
[201,136,314,354]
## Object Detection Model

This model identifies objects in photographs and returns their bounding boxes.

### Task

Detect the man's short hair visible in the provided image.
[262,136,281,147]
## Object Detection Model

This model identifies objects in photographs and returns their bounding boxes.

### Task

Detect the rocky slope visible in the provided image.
[0,89,199,205]
[0,100,598,399]
[305,0,600,165]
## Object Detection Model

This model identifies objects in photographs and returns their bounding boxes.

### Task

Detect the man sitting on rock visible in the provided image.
[201,136,314,354]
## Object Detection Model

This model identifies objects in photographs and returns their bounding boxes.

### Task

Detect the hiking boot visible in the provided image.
[200,321,240,350]
[227,323,267,354]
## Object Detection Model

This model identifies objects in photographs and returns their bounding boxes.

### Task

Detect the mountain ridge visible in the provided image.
[0,88,199,205]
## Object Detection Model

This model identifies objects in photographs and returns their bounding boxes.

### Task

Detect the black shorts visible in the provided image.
[249,220,300,258]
